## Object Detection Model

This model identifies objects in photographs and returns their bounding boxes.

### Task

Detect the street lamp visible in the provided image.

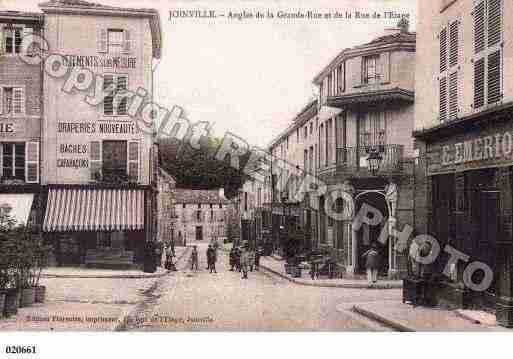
[366,147,383,176]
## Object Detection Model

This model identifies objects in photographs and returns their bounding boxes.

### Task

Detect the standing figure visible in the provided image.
[254,246,261,271]
[240,245,249,279]
[229,246,237,271]
[207,244,217,273]
[362,243,381,286]
[190,245,199,271]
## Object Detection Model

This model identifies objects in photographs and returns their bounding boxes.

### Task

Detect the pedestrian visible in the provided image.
[235,246,241,272]
[254,246,261,271]
[190,245,199,271]
[229,246,237,271]
[207,244,217,273]
[240,244,249,279]
[362,242,381,286]
[165,244,175,270]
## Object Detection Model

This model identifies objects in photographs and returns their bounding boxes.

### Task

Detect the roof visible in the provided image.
[174,189,230,205]
[268,99,318,149]
[0,10,43,22]
[313,30,416,84]
[362,31,416,47]
[39,0,162,59]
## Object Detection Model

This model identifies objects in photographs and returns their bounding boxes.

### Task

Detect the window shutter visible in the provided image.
[98,28,107,53]
[352,57,362,88]
[13,87,24,114]
[25,141,39,183]
[440,28,448,72]
[116,75,128,115]
[122,29,131,54]
[380,52,390,84]
[90,141,102,180]
[439,76,448,122]
[487,0,502,48]
[449,21,459,67]
[474,57,486,109]
[449,71,458,120]
[0,87,3,115]
[128,141,139,182]
[0,25,4,56]
[474,1,485,54]
[487,50,501,104]
[103,74,114,115]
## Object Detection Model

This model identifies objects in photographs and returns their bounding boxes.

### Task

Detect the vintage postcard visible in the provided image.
[0,0,511,351]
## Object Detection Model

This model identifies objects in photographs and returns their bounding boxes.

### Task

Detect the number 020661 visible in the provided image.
[5,346,37,355]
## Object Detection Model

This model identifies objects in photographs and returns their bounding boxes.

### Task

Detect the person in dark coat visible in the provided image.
[229,247,237,271]
[362,242,381,285]
[207,244,217,273]
[234,246,241,272]
[190,245,199,271]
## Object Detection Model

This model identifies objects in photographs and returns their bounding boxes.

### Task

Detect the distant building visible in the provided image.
[174,188,233,244]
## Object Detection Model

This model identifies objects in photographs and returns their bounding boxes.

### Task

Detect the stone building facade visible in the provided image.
[0,11,44,228]
[174,188,232,245]
[312,27,416,278]
[414,0,513,326]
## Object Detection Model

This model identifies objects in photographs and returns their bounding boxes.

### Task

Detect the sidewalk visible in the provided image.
[259,256,402,289]
[0,247,192,331]
[42,246,190,279]
[352,301,509,331]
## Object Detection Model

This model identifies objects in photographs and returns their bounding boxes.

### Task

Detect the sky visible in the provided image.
[0,0,416,148]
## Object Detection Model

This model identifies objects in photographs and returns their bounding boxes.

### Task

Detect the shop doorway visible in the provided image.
[355,192,389,274]
[195,226,203,241]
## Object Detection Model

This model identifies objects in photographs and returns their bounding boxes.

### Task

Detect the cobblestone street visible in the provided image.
[125,242,401,331]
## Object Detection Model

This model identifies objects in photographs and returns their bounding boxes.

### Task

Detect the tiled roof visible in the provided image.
[174,189,229,205]
[363,31,416,46]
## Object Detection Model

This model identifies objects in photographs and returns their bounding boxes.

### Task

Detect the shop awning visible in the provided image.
[0,194,35,226]
[43,188,145,232]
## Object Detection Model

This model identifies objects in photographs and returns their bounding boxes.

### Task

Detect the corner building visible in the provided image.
[39,0,162,268]
[414,0,513,326]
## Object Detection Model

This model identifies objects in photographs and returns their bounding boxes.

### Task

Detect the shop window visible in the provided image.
[2,26,22,55]
[1,143,25,181]
[107,29,124,54]
[103,74,129,116]
[101,140,127,181]
[97,232,112,249]
[0,87,24,116]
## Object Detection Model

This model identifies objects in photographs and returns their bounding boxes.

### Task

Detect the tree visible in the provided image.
[159,135,250,198]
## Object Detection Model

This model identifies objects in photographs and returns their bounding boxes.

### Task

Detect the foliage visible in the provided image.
[0,206,50,290]
[159,135,251,199]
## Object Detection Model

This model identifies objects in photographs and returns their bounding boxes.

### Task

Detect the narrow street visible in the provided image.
[126,243,401,331]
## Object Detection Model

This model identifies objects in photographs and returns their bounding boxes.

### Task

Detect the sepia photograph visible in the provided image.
[0,0,511,357]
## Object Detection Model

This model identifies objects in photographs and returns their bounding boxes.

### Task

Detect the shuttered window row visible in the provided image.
[439,19,458,122]
[473,0,503,109]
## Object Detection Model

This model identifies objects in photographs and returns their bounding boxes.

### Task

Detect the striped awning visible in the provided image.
[43,188,145,232]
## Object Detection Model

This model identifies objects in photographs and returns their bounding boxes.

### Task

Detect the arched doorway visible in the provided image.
[355,191,389,274]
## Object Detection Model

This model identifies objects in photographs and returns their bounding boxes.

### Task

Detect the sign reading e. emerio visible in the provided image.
[441,130,513,166]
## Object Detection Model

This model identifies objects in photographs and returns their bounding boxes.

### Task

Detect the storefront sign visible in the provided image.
[57,122,137,135]
[441,131,513,166]
[63,54,137,69]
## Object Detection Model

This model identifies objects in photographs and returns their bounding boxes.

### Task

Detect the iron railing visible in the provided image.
[335,144,404,173]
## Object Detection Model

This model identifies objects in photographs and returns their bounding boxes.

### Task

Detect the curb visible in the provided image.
[42,248,191,279]
[351,305,415,332]
[112,246,192,332]
[259,263,402,289]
